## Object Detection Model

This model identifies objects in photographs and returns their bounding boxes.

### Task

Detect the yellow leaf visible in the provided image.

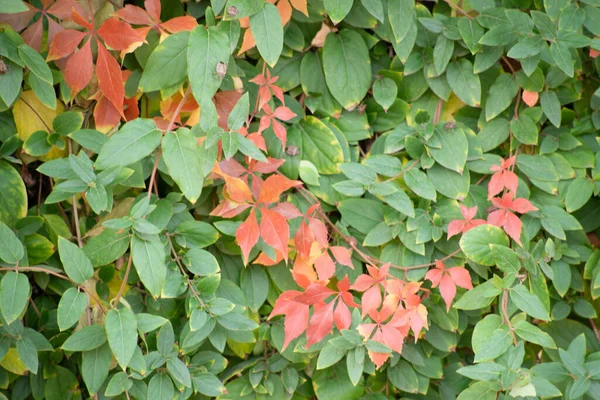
[0,348,27,375]
[13,91,67,161]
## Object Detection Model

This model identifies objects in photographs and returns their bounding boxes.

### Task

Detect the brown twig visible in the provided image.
[590,318,600,344]
[113,253,133,306]
[444,0,472,19]
[147,87,191,200]
[166,234,205,306]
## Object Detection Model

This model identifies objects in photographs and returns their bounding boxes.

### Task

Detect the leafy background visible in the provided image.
[0,0,600,398]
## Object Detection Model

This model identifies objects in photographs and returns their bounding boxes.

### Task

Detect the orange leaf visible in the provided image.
[160,16,198,33]
[47,29,87,61]
[257,175,301,203]
[522,90,539,107]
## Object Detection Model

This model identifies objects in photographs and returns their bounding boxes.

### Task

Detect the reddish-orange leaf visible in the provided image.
[259,208,289,261]
[63,38,94,94]
[236,209,260,265]
[277,0,293,25]
[21,18,44,52]
[96,41,125,117]
[315,253,335,281]
[257,175,301,204]
[306,301,335,347]
[268,291,309,350]
[289,0,309,15]
[94,96,121,133]
[214,91,243,130]
[223,176,254,204]
[71,8,93,30]
[447,205,486,239]
[113,5,153,25]
[296,283,334,305]
[330,246,353,267]
[361,285,382,318]
[333,301,351,331]
[144,0,161,21]
[160,16,198,33]
[47,29,87,61]
[97,18,144,53]
[591,49,600,59]
[294,220,314,257]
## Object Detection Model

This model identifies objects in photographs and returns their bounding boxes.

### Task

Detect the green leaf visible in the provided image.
[53,111,83,136]
[549,41,574,77]
[131,235,167,299]
[485,74,518,121]
[105,307,138,370]
[0,0,28,13]
[428,126,469,173]
[540,90,561,128]
[490,244,521,274]
[510,115,538,145]
[139,31,189,92]
[458,18,484,54]
[0,221,24,265]
[507,35,545,59]
[83,229,130,267]
[427,164,470,200]
[472,315,512,362]
[433,35,454,75]
[58,237,94,284]
[250,3,283,67]
[346,347,365,386]
[61,325,107,351]
[565,177,593,212]
[510,284,550,321]
[457,362,506,381]
[17,337,38,373]
[57,287,88,331]
[0,60,22,106]
[447,59,481,107]
[157,322,175,354]
[192,372,227,397]
[516,154,558,182]
[404,168,436,201]
[0,271,29,324]
[373,77,397,112]
[240,264,269,311]
[531,11,557,40]
[388,360,419,393]
[23,130,51,157]
[338,198,384,234]
[312,364,364,399]
[361,0,383,22]
[69,129,108,154]
[148,373,174,400]
[298,116,344,174]
[317,342,347,370]
[95,119,161,169]
[184,248,220,276]
[18,44,52,84]
[323,30,372,110]
[514,320,557,348]
[388,0,415,43]
[0,161,28,228]
[167,357,192,387]
[460,224,509,266]
[28,73,56,110]
[324,0,354,24]
[187,25,230,105]
[228,92,249,131]
[105,372,132,397]
[174,220,219,248]
[457,381,500,400]
[217,312,259,331]
[162,129,204,204]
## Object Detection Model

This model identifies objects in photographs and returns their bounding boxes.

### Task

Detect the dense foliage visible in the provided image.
[0,0,600,398]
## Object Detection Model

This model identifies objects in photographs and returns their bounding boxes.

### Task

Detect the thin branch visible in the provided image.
[113,254,133,306]
[444,0,472,19]
[502,289,518,345]
[590,318,600,345]
[147,87,191,200]
[166,234,205,306]
[19,97,52,131]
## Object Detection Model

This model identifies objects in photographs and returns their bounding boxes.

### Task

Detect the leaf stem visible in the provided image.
[502,289,518,345]
[113,253,133,307]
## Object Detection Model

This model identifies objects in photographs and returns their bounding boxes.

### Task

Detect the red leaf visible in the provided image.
[97,18,144,52]
[96,42,125,117]
[271,203,302,219]
[21,19,44,52]
[306,301,335,347]
[271,119,288,148]
[259,208,289,261]
[268,291,309,350]
[63,38,94,94]
[308,218,329,248]
[330,246,353,267]
[510,197,538,214]
[47,0,84,20]
[257,175,301,204]
[502,211,524,244]
[71,8,93,30]
[47,29,87,61]
[272,106,296,121]
[236,209,260,265]
[447,267,473,290]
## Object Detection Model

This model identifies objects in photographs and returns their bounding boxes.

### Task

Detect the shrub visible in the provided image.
[0,0,599,398]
